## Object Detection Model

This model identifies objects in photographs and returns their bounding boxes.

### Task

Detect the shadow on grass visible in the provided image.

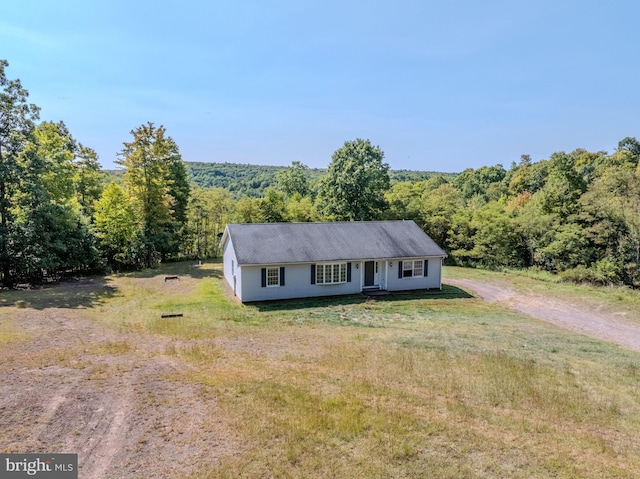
[381,284,474,302]
[253,284,473,312]
[120,259,222,280]
[0,276,119,310]
[0,261,223,310]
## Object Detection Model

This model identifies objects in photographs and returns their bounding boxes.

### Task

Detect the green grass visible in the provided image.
[5,261,640,478]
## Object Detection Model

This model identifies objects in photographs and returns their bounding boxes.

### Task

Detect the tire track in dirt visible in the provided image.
[33,385,74,445]
[447,278,640,353]
[1,295,233,478]
[78,381,134,479]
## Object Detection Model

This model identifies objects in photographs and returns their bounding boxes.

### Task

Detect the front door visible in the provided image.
[364,261,375,287]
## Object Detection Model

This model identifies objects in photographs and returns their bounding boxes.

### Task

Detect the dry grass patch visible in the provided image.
[93,263,638,477]
[4,261,640,478]
[0,316,27,343]
[178,325,640,478]
[87,339,133,355]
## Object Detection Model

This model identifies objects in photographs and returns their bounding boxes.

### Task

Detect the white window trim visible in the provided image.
[266,266,280,287]
[402,260,424,279]
[316,262,347,285]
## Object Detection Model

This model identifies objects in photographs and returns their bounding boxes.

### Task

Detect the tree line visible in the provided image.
[181,161,452,198]
[0,61,190,284]
[2,60,639,288]
[387,147,640,288]
[158,137,640,289]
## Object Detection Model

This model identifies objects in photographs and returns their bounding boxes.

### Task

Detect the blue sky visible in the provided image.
[2,1,639,172]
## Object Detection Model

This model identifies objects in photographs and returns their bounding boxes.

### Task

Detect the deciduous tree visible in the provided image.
[418,183,463,249]
[317,139,390,221]
[276,161,309,198]
[285,193,317,222]
[74,144,104,215]
[185,187,234,258]
[12,122,98,281]
[117,122,190,266]
[260,188,286,222]
[94,183,139,270]
[0,60,40,284]
[232,196,264,224]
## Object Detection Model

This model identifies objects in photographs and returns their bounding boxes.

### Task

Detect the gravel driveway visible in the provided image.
[446,278,640,353]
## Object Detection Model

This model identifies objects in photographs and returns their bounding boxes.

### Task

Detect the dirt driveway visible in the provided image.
[0,279,232,479]
[446,278,640,353]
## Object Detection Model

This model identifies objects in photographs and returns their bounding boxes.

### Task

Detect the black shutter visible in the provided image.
[398,261,403,279]
[261,268,266,287]
[311,264,316,284]
[347,263,352,282]
[280,267,285,286]
[423,260,428,277]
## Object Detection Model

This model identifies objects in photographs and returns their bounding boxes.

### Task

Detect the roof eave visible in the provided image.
[219,225,231,249]
[237,254,448,267]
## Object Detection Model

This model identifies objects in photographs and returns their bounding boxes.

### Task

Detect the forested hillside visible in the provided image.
[106,163,454,198]
[2,59,639,288]
[186,162,454,197]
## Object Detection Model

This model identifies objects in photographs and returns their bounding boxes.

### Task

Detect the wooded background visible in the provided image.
[2,60,639,287]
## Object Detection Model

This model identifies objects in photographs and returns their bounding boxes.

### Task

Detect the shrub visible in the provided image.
[560,259,621,286]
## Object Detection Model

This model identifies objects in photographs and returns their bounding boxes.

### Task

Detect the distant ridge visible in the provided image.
[105,161,457,198]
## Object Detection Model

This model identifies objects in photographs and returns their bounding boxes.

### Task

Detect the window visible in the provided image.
[316,265,324,284]
[262,267,284,287]
[413,260,423,277]
[402,260,424,278]
[267,267,280,287]
[403,261,412,277]
[316,263,347,284]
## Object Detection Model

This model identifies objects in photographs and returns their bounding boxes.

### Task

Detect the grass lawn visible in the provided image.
[3,261,640,478]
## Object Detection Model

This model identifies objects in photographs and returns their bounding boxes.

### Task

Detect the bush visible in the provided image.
[560,260,621,286]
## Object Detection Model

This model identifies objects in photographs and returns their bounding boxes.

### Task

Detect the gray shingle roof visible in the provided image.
[224,220,447,265]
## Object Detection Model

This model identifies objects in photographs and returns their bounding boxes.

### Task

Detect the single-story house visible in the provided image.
[220,220,447,302]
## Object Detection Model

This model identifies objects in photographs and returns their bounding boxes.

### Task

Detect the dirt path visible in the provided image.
[447,278,640,353]
[0,279,233,478]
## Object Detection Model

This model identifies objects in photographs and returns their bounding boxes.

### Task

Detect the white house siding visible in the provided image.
[222,238,243,301]
[385,258,443,291]
[239,263,362,302]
